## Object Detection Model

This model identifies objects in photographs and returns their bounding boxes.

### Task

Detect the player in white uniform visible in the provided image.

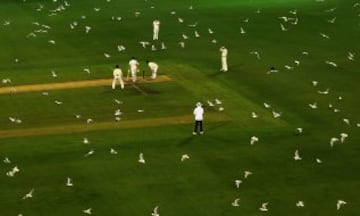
[193,102,204,135]
[153,20,160,40]
[112,65,124,89]
[128,57,139,82]
[219,46,228,72]
[146,61,159,79]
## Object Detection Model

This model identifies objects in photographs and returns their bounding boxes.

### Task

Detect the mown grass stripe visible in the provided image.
[0,75,172,95]
[0,113,230,139]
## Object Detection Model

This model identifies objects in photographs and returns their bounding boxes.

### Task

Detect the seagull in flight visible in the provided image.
[232,198,240,207]
[259,202,269,211]
[327,17,336,23]
[151,206,159,216]
[249,51,260,59]
[280,23,288,31]
[181,154,190,162]
[250,136,259,145]
[337,200,347,210]
[22,189,34,200]
[347,51,355,60]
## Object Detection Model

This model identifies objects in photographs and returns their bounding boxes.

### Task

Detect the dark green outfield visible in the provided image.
[0,0,359,215]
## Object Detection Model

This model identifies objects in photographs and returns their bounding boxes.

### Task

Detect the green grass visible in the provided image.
[0,0,360,215]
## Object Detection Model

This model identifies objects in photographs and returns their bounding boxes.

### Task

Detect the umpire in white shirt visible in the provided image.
[193,102,204,135]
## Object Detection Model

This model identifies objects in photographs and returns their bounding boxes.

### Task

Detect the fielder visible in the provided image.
[219,46,228,72]
[128,57,139,82]
[112,65,124,89]
[153,19,160,40]
[146,60,159,79]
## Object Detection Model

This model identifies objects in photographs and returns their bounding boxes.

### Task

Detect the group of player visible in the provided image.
[112,58,159,89]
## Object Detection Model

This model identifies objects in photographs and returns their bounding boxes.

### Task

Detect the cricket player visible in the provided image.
[153,19,160,40]
[219,46,228,72]
[146,60,159,79]
[193,102,204,135]
[112,65,124,89]
[128,57,139,82]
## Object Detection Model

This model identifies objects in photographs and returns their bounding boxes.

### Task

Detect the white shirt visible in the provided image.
[129,59,139,70]
[193,106,204,121]
[220,47,228,57]
[113,68,122,78]
[153,20,160,28]
[148,62,158,71]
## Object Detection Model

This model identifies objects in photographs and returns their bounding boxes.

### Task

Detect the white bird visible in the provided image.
[179,41,185,48]
[259,202,269,211]
[188,22,198,27]
[110,148,118,154]
[312,80,318,86]
[232,198,240,207]
[244,171,253,179]
[194,31,200,38]
[250,136,259,145]
[211,39,217,43]
[83,68,90,74]
[54,100,63,105]
[94,7,101,12]
[347,51,355,60]
[137,109,144,113]
[263,102,271,109]
[243,18,249,22]
[86,118,93,124]
[290,18,298,25]
[207,100,215,107]
[337,200,347,210]
[357,123,360,127]
[272,110,281,118]
[138,153,145,164]
[343,118,350,125]
[235,180,242,188]
[83,208,92,214]
[218,107,224,112]
[151,45,157,51]
[181,154,190,162]
[327,17,336,23]
[280,23,288,31]
[325,7,336,12]
[330,137,339,147]
[139,41,150,48]
[309,102,317,109]
[325,61,337,67]
[114,99,123,104]
[320,33,330,39]
[354,2,360,7]
[278,16,289,22]
[3,157,11,164]
[114,109,122,116]
[48,40,56,44]
[104,53,111,58]
[6,166,20,177]
[318,88,330,95]
[302,51,309,55]
[249,51,260,59]
[182,33,189,39]
[296,127,303,134]
[296,201,305,207]
[66,177,73,187]
[316,158,322,163]
[75,114,81,119]
[83,138,89,144]
[84,149,94,157]
[251,112,258,118]
[178,18,184,23]
[294,60,300,66]
[340,133,348,143]
[284,65,294,70]
[85,26,91,33]
[22,189,34,199]
[289,9,297,15]
[161,42,167,50]
[294,149,302,161]
[51,70,57,77]
[215,99,222,104]
[240,27,246,34]
[151,206,159,216]
[208,28,214,34]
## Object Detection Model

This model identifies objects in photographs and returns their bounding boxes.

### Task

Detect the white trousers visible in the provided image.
[112,77,124,89]
[151,68,158,79]
[153,28,159,40]
[221,57,228,71]
[130,69,137,82]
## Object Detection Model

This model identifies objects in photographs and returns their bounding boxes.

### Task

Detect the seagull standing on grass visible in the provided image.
[294,149,302,161]
[66,177,73,187]
[84,149,94,157]
[244,171,252,179]
[181,154,190,162]
[250,136,259,145]
[235,180,242,188]
[110,148,118,154]
[138,153,145,164]
[296,201,305,207]
[83,208,92,214]
[330,137,339,147]
[340,133,348,143]
[259,202,269,211]
[3,157,11,164]
[151,206,159,216]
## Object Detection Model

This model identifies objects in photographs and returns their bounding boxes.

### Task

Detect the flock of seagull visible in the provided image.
[1,0,359,215]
